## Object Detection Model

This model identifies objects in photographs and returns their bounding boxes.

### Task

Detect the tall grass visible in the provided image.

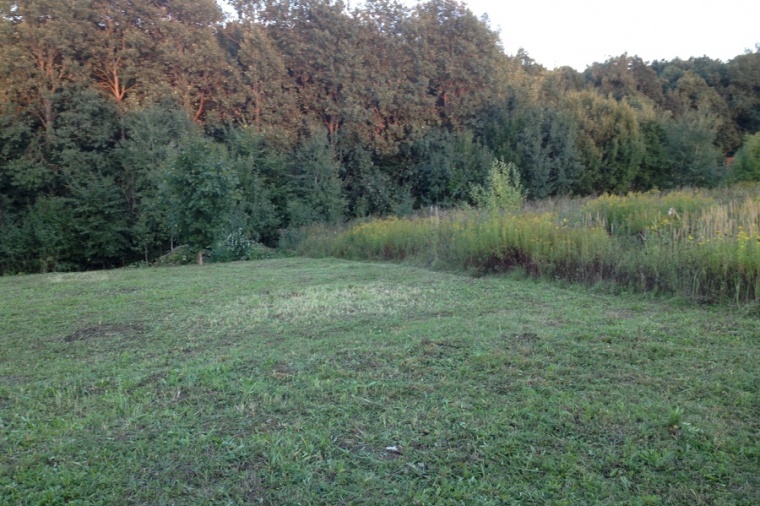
[582,189,716,236]
[286,185,760,305]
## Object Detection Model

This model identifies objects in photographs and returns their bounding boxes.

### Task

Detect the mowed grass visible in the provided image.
[1,258,758,505]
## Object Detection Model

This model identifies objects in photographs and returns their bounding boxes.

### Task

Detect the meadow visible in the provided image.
[286,184,760,307]
[1,259,758,504]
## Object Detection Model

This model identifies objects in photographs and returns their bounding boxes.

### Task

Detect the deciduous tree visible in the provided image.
[164,137,239,264]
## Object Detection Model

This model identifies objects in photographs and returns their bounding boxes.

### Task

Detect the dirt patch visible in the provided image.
[270,363,296,378]
[133,371,167,390]
[416,337,468,359]
[336,436,368,454]
[512,332,540,342]
[63,323,146,343]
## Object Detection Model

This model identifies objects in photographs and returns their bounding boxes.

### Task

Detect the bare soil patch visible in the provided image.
[63,323,146,343]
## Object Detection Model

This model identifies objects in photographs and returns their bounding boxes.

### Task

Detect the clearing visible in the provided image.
[0,258,758,504]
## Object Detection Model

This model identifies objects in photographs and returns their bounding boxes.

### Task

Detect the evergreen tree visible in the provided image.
[663,111,723,188]
[566,91,645,194]
[117,106,195,261]
[226,22,299,146]
[285,133,347,226]
[405,0,505,129]
[225,128,283,246]
[726,52,760,145]
[68,173,131,268]
[405,128,492,207]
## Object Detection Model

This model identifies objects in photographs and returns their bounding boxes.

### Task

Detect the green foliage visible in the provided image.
[663,111,723,188]
[285,134,346,227]
[342,146,387,217]
[224,128,284,246]
[635,119,671,190]
[0,197,74,273]
[115,106,194,262]
[52,88,121,177]
[210,227,254,262]
[726,52,760,139]
[567,91,646,194]
[152,245,195,266]
[585,54,665,105]
[0,0,756,273]
[583,190,716,236]
[210,228,278,263]
[407,129,493,207]
[479,94,582,198]
[290,185,760,305]
[163,137,238,263]
[470,159,525,212]
[0,112,43,210]
[25,197,74,268]
[522,107,582,198]
[68,173,131,267]
[731,132,760,182]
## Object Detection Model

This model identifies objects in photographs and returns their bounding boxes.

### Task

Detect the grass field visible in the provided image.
[1,258,758,504]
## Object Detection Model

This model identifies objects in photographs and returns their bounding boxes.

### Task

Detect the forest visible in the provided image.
[1,0,759,273]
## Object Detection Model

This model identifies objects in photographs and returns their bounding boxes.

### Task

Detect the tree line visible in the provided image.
[1,0,759,272]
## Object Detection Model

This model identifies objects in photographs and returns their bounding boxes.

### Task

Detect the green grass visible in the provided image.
[1,258,758,504]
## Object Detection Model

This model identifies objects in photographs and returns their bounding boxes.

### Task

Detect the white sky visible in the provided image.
[412,0,760,70]
[220,1,760,71]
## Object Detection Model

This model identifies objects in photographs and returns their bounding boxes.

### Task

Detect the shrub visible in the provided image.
[731,132,760,182]
[209,228,278,262]
[470,159,525,213]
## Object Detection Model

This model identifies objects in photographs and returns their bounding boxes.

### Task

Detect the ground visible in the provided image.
[1,258,758,504]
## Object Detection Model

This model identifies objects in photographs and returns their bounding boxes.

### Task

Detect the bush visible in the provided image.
[209,228,278,262]
[470,159,525,212]
[731,132,760,182]
[153,245,195,266]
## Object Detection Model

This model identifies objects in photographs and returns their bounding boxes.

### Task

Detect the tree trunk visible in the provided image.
[197,250,204,265]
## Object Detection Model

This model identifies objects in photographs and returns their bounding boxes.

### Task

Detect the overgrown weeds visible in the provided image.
[287,184,760,305]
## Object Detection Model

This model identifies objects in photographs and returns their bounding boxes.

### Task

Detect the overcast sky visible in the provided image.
[220,1,760,71]
[408,0,760,70]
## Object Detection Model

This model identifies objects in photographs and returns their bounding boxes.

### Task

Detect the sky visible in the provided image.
[219,0,760,71]
[400,0,760,70]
